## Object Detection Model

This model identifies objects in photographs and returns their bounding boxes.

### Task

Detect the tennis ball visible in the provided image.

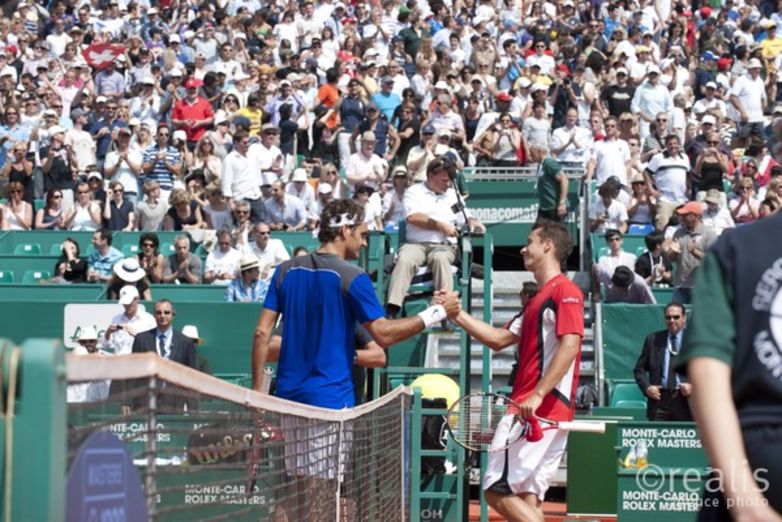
[410,374,460,409]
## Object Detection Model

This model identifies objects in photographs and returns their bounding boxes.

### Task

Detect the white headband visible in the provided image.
[328,212,357,228]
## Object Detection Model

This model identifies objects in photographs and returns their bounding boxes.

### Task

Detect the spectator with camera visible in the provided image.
[101,286,156,355]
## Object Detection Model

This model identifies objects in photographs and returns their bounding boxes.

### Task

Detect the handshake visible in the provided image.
[433,290,461,316]
[416,290,462,328]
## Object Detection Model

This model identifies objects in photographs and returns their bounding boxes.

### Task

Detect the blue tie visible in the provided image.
[158,333,168,359]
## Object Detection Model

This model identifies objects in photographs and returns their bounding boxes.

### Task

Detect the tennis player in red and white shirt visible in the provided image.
[450,220,584,522]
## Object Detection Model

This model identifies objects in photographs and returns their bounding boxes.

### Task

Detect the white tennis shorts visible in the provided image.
[483,415,568,500]
[280,417,352,481]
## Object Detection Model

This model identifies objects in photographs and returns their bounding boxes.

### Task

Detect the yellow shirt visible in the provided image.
[235,107,263,136]
[760,37,782,60]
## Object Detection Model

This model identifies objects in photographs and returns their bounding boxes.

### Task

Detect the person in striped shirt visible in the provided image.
[141,125,181,202]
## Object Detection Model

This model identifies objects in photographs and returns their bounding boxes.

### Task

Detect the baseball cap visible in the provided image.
[496,91,512,102]
[646,65,661,75]
[183,78,203,89]
[701,114,717,125]
[118,285,140,305]
[705,81,718,89]
[616,67,628,76]
[611,266,634,289]
[747,58,763,69]
[317,183,333,195]
[392,165,408,177]
[676,201,703,216]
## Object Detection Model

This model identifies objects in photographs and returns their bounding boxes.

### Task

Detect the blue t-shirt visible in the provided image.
[264,252,385,409]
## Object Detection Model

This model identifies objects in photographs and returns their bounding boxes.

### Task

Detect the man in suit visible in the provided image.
[633,302,693,421]
[132,299,197,369]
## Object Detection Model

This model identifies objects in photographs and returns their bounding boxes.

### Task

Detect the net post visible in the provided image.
[145,376,158,521]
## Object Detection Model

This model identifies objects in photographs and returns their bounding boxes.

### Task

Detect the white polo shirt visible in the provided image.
[403,182,469,244]
[591,138,630,186]
[645,151,690,204]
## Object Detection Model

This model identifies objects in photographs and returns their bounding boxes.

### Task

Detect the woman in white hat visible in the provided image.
[107,257,152,301]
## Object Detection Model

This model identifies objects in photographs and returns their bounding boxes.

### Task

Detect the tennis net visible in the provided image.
[66,353,411,521]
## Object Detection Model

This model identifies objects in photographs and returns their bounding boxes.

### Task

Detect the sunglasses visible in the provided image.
[142,242,155,247]
[708,141,720,145]
[155,310,172,315]
[665,315,682,320]
[53,194,63,199]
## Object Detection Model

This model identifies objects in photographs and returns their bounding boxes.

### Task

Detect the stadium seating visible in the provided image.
[614,399,647,409]
[0,270,13,283]
[21,270,51,284]
[610,382,645,407]
[13,243,41,256]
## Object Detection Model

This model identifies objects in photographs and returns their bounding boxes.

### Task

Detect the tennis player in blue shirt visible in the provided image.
[252,198,460,407]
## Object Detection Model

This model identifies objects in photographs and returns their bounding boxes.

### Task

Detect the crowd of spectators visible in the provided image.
[0,0,778,305]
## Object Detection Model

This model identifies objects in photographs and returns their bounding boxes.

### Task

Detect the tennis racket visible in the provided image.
[445,392,606,453]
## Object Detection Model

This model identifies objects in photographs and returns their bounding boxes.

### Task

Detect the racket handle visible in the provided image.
[558,421,606,433]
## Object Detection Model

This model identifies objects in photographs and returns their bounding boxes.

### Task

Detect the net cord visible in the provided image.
[66,353,413,420]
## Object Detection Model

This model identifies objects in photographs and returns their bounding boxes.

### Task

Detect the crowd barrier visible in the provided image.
[0,301,263,375]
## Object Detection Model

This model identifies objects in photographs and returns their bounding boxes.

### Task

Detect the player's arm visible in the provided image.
[356,341,387,368]
[518,333,581,418]
[365,290,461,347]
[688,357,782,521]
[251,309,279,392]
[453,310,518,351]
[364,316,433,348]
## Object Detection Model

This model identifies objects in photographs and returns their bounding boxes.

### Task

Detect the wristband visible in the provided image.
[417,305,447,328]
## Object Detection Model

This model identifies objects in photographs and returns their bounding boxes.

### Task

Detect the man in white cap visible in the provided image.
[285,168,315,211]
[225,255,270,302]
[692,82,727,121]
[308,183,333,228]
[730,58,767,138]
[600,67,635,118]
[67,326,111,403]
[631,65,673,141]
[102,285,156,355]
